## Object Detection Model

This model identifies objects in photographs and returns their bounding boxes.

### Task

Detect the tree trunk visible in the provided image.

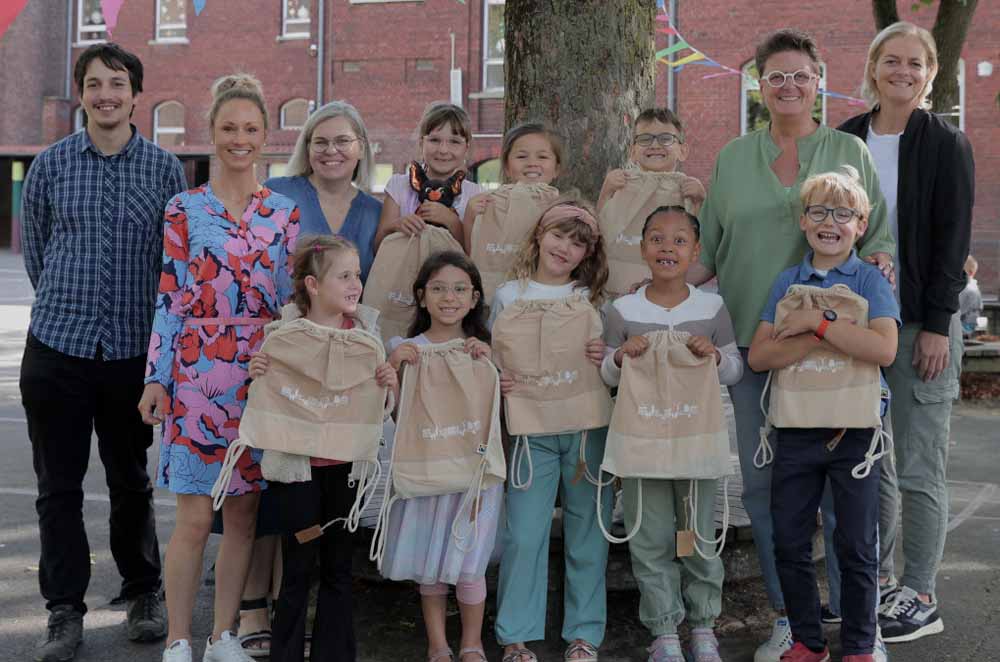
[872,0,900,28]
[504,0,657,202]
[930,0,979,116]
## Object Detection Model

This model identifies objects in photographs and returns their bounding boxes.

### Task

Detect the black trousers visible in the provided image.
[270,463,357,662]
[20,333,161,613]
[772,427,881,656]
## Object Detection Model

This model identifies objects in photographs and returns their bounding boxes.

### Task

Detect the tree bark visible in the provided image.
[930,0,979,116]
[504,0,657,202]
[873,0,900,29]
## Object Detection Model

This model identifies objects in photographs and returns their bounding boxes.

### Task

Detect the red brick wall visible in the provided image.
[673,1,999,296]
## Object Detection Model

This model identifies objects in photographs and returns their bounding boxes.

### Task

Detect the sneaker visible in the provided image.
[878,586,944,643]
[873,626,889,662]
[163,639,193,662]
[203,631,254,662]
[820,604,841,624]
[778,642,830,662]
[877,578,900,616]
[34,605,83,662]
[127,591,167,642]
[754,617,793,662]
[647,634,684,662]
[690,628,722,662]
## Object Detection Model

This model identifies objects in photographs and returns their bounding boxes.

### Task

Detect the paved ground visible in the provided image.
[0,249,997,661]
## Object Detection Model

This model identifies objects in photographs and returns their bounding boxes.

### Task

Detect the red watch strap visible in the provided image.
[815,318,831,341]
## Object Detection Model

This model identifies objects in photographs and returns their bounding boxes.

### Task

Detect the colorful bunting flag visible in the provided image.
[0,0,29,42]
[100,0,125,37]
[194,0,207,15]
[655,39,689,59]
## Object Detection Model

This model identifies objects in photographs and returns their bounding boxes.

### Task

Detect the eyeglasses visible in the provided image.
[425,283,473,297]
[634,132,683,147]
[310,136,360,153]
[761,69,817,88]
[804,205,862,224]
[423,136,467,149]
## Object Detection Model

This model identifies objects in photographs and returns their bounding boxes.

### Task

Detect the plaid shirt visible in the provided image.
[21,126,187,360]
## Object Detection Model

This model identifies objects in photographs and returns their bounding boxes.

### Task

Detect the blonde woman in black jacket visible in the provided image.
[838,21,974,646]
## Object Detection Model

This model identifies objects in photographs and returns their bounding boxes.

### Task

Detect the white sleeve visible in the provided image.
[716,341,743,386]
[600,350,622,387]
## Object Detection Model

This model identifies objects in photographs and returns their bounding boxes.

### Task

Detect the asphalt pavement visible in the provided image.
[0,249,997,661]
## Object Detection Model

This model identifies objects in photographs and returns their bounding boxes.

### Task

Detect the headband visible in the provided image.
[538,204,600,237]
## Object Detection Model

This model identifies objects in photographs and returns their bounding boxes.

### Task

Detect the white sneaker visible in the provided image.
[203,631,253,662]
[874,625,890,662]
[754,617,793,662]
[163,639,193,662]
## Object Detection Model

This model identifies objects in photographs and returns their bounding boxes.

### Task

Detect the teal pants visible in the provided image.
[623,478,723,636]
[495,429,613,647]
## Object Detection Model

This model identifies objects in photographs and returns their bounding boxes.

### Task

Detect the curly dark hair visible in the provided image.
[406,251,491,343]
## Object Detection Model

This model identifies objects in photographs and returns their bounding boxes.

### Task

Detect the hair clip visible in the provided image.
[313,245,327,253]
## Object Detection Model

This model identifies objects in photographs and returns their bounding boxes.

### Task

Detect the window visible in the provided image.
[482,0,504,92]
[372,164,394,194]
[473,158,502,190]
[154,101,185,147]
[77,0,106,44]
[342,61,362,73]
[939,59,965,131]
[73,106,85,132]
[269,163,288,179]
[740,61,826,136]
[156,0,186,41]
[280,99,311,130]
[282,0,311,38]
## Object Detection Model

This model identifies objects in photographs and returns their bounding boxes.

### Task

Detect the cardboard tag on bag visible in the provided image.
[676,530,695,557]
[294,525,324,544]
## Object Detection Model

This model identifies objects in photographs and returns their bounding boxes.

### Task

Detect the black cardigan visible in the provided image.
[838,108,974,336]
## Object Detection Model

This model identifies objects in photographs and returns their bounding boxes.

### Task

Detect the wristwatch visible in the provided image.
[814,309,837,341]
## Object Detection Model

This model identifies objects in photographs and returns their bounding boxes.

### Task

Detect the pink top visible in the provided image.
[384,171,483,218]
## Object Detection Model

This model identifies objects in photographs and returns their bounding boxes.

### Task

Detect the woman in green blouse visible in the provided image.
[690,29,894,662]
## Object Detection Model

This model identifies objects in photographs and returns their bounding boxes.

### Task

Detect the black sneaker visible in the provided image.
[877,578,900,615]
[35,605,83,662]
[126,591,167,642]
[820,604,842,624]
[879,586,944,643]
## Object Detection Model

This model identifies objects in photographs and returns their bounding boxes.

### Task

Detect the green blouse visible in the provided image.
[698,124,895,346]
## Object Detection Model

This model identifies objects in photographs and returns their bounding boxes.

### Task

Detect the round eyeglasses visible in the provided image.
[634,132,683,147]
[805,205,861,224]
[310,136,360,153]
[761,69,817,88]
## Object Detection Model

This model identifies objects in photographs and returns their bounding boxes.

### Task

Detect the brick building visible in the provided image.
[0,0,995,294]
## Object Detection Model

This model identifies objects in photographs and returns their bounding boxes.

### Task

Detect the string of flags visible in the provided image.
[651,1,867,106]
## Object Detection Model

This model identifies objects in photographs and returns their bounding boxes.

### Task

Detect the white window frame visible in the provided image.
[281,0,311,39]
[155,0,187,42]
[76,0,107,45]
[279,99,311,130]
[153,101,185,147]
[740,61,827,136]
[482,0,505,92]
[938,58,965,131]
[73,107,85,132]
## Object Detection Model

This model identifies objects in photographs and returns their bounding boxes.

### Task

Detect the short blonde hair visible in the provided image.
[862,21,938,109]
[209,73,267,129]
[800,166,871,219]
[286,100,374,191]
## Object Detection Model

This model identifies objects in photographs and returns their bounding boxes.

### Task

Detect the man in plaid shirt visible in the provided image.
[19,43,187,662]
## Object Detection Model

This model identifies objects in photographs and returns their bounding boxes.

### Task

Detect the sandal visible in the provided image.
[502,647,538,662]
[459,648,488,662]
[238,597,272,658]
[564,639,599,662]
[429,648,455,662]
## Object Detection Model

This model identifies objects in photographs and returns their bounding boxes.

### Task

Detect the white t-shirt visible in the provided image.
[866,126,902,302]
[488,279,589,329]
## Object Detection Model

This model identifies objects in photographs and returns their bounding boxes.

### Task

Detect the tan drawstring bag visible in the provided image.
[470,183,561,302]
[370,340,505,567]
[755,284,888,479]
[210,305,392,533]
[598,330,731,551]
[598,171,691,297]
[491,293,613,490]
[362,226,464,344]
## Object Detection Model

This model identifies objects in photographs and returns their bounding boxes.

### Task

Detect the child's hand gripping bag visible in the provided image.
[756,283,887,478]
[598,171,691,298]
[370,339,505,566]
[470,182,561,302]
[600,330,731,548]
[362,225,464,344]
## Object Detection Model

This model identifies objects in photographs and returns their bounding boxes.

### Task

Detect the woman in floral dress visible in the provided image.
[139,74,299,662]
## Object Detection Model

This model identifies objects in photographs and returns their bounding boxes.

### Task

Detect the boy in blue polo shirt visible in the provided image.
[748,167,899,662]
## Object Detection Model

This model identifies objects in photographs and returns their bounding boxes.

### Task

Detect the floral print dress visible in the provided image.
[146,184,300,496]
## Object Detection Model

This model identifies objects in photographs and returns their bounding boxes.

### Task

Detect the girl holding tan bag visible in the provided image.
[379,251,499,662]
[490,197,613,662]
[600,207,742,662]
[246,235,398,662]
